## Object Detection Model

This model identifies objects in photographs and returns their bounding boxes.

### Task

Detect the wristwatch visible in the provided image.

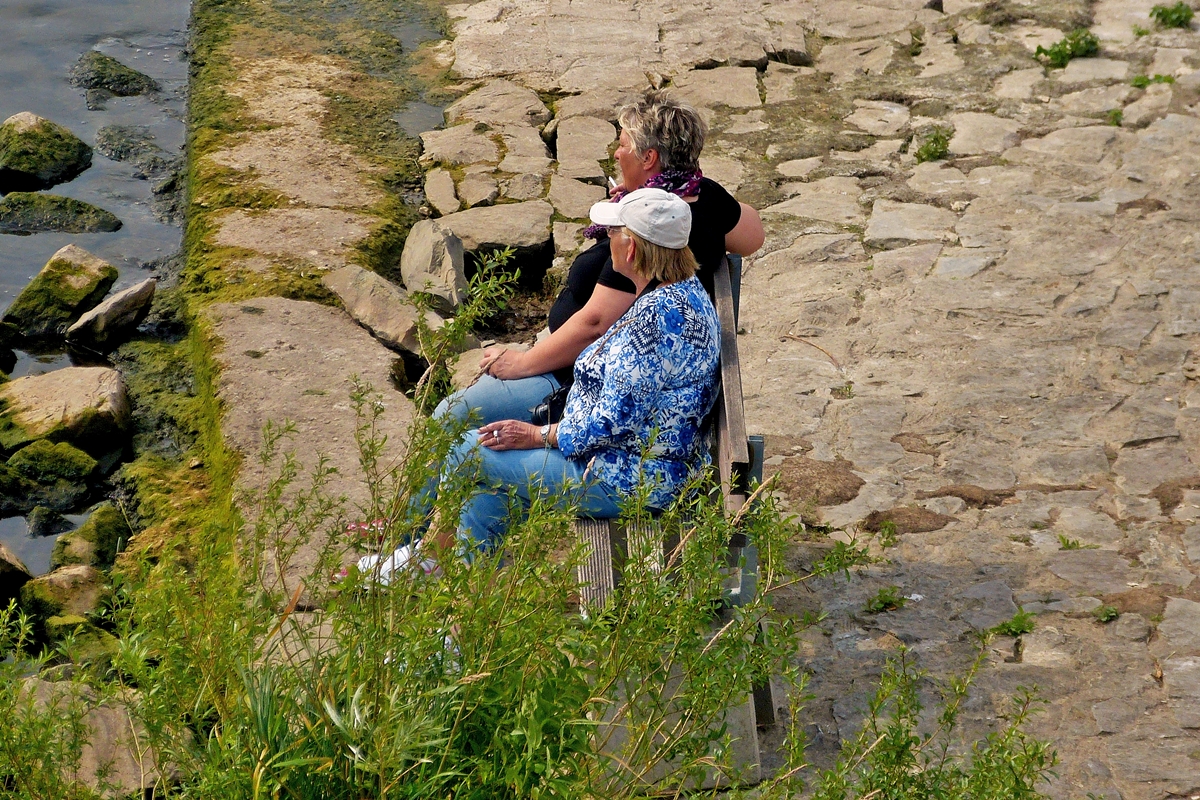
[540,424,551,447]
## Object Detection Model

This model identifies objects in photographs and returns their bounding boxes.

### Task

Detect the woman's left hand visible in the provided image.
[478,420,541,451]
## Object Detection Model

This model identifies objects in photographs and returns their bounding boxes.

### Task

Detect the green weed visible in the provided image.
[1093,605,1120,623]
[1035,29,1100,68]
[865,586,907,614]
[1132,24,1152,35]
[1131,73,1176,88]
[1057,533,1099,550]
[876,520,899,548]
[992,608,1036,637]
[1106,108,1124,126]
[915,127,951,163]
[1150,2,1195,28]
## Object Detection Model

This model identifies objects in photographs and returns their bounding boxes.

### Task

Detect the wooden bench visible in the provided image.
[573,255,771,722]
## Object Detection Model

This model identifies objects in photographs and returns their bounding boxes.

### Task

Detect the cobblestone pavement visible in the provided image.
[436,0,1200,795]
[202,0,1200,793]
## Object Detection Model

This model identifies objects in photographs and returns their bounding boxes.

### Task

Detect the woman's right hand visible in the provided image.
[480,347,530,380]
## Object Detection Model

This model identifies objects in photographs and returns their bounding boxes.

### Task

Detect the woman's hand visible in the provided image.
[478,420,543,451]
[479,347,530,380]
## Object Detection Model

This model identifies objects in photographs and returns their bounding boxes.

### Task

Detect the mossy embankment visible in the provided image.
[115,0,447,563]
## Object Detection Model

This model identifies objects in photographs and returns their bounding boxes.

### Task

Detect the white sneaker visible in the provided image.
[357,543,438,586]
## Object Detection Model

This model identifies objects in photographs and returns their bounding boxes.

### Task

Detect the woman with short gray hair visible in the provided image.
[436,90,763,427]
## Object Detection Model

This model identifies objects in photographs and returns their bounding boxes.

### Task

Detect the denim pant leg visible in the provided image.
[432,372,561,425]
[443,435,622,555]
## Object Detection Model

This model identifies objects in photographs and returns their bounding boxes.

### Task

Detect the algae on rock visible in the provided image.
[70,51,160,110]
[0,192,122,236]
[51,503,131,569]
[2,244,118,339]
[7,439,99,483]
[0,112,93,193]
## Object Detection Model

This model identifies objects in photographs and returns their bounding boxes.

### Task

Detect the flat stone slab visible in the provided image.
[0,367,129,453]
[1047,550,1134,595]
[547,174,606,220]
[555,116,616,181]
[948,112,1021,155]
[425,168,460,215]
[845,100,909,136]
[761,177,863,224]
[1057,58,1130,85]
[212,207,376,271]
[1156,598,1200,654]
[208,297,415,589]
[670,67,761,110]
[864,200,958,248]
[437,199,553,251]
[419,125,499,166]
[444,78,552,127]
[1014,126,1119,164]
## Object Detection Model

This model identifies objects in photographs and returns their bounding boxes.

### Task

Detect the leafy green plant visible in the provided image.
[1094,605,1120,623]
[1132,23,1152,35]
[992,608,1036,637]
[865,586,907,614]
[915,127,951,163]
[1035,29,1100,68]
[1150,2,1195,28]
[1131,73,1176,88]
[1106,108,1124,126]
[1057,533,1098,550]
[876,519,899,548]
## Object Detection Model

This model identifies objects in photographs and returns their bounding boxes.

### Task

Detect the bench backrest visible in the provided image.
[711,257,750,514]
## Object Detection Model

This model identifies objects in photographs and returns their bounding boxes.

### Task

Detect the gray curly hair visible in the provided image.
[617,90,707,173]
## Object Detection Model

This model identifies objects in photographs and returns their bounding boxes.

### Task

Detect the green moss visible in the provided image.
[70,51,160,96]
[2,250,119,338]
[45,614,119,668]
[51,503,131,569]
[0,192,122,235]
[8,440,98,483]
[0,462,37,514]
[0,116,93,192]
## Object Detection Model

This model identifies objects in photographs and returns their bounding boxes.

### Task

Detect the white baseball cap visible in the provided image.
[588,188,691,249]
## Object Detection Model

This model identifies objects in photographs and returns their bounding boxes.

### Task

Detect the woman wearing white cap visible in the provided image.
[433,91,761,428]
[365,189,719,575]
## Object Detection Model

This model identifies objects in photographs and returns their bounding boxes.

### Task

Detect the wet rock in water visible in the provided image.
[0,366,131,455]
[399,220,468,310]
[51,502,131,570]
[0,463,38,515]
[0,192,122,235]
[0,541,32,608]
[94,125,181,178]
[4,440,98,514]
[19,564,109,630]
[322,264,448,355]
[2,245,118,340]
[69,51,159,110]
[0,112,92,193]
[27,505,72,538]
[66,278,157,349]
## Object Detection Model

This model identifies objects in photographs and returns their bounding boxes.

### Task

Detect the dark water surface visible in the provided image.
[1,0,190,574]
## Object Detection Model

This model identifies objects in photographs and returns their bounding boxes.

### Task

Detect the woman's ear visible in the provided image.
[643,147,660,171]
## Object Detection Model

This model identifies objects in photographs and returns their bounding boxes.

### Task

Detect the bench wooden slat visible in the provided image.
[713,259,749,494]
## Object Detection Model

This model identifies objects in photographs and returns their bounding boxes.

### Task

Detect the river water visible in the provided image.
[1,0,190,573]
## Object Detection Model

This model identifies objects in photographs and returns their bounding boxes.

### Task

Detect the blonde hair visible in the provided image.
[617,91,707,172]
[627,230,698,284]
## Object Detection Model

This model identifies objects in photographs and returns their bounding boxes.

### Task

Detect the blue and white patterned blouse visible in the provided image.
[556,276,720,509]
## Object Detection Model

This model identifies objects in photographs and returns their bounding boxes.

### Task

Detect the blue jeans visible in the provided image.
[422,431,622,557]
[433,372,561,425]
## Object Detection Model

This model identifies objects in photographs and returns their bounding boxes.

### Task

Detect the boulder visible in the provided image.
[548,174,607,219]
[69,52,159,111]
[322,265,446,355]
[43,615,119,668]
[0,541,32,609]
[22,678,171,796]
[66,278,157,348]
[399,220,468,309]
[0,112,92,193]
[51,503,130,570]
[8,439,98,483]
[445,79,552,128]
[437,200,554,252]
[419,125,499,166]
[0,366,130,455]
[424,167,460,215]
[0,192,121,235]
[0,464,37,516]
[3,245,118,340]
[26,506,71,538]
[555,116,617,181]
[19,564,108,629]
[458,172,499,207]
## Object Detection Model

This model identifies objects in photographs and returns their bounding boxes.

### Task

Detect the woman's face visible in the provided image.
[615,129,656,190]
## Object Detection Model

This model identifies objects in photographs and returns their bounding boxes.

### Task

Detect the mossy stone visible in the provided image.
[8,439,98,483]
[0,112,93,193]
[44,614,119,669]
[0,192,122,236]
[27,505,71,538]
[70,52,159,97]
[51,503,130,569]
[0,462,37,515]
[19,565,108,629]
[2,244,119,339]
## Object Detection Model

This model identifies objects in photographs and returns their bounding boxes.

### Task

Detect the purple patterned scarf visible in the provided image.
[583,168,703,240]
